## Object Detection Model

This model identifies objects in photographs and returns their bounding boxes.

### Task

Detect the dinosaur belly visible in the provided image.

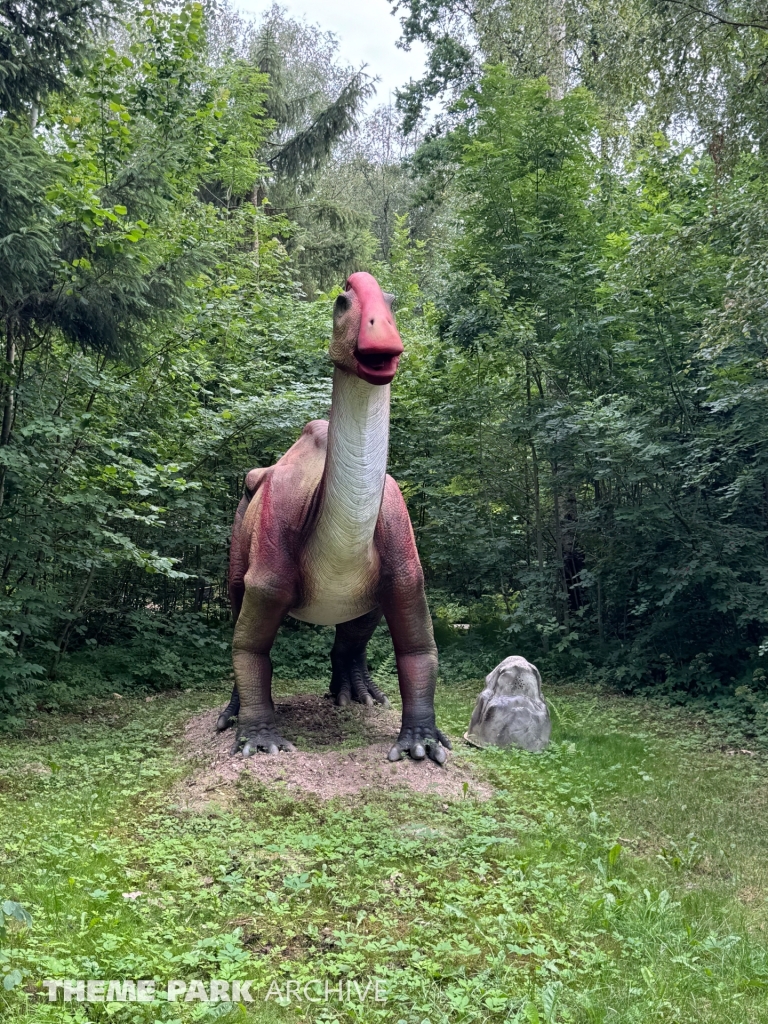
[289,595,377,627]
[289,543,379,626]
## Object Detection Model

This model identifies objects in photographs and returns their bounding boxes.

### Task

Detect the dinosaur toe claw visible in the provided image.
[437,730,453,750]
[430,743,447,766]
[235,725,295,757]
[388,724,451,766]
[330,649,390,708]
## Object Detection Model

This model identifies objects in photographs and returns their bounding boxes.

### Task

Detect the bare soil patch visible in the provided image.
[179,693,492,805]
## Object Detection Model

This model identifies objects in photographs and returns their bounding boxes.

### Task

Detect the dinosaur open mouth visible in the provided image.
[354,348,401,385]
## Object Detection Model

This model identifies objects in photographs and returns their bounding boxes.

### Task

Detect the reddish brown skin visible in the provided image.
[218,274,450,764]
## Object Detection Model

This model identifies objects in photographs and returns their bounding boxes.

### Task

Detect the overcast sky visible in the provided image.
[233,0,428,107]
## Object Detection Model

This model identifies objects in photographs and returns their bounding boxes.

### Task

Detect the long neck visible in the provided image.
[315,368,391,553]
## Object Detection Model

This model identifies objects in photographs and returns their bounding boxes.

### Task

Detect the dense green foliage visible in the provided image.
[396,71,768,730]
[385,0,768,732]
[1,0,767,737]
[0,1,355,723]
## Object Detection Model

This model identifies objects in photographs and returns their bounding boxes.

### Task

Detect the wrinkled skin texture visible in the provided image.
[219,273,450,765]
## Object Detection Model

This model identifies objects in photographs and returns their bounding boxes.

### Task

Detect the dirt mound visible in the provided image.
[180,694,492,804]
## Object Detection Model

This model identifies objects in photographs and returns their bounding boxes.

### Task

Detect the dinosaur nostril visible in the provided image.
[370,318,374,324]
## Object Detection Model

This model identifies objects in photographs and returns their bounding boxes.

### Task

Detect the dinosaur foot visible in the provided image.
[388,725,452,766]
[216,688,240,732]
[329,653,389,708]
[231,723,295,756]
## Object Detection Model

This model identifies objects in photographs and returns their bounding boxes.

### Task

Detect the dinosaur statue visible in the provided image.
[217,272,451,764]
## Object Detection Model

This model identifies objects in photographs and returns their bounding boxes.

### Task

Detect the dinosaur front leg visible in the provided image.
[380,575,451,765]
[231,584,295,755]
[330,607,389,707]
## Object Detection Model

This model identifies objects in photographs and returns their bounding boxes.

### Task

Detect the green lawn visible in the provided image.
[0,677,766,1023]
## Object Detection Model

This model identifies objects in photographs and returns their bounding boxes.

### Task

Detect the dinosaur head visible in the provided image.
[329,272,403,385]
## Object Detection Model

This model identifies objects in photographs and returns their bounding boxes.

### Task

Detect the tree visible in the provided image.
[391,0,768,152]
[394,60,768,715]
[203,3,377,291]
[0,0,108,116]
[0,1,284,721]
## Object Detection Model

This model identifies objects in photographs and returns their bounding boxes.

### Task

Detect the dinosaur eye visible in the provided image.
[334,293,350,316]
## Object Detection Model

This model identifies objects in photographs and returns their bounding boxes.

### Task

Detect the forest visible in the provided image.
[2,0,768,738]
[1,2,768,1023]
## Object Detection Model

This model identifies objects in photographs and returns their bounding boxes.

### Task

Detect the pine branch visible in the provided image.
[269,71,375,180]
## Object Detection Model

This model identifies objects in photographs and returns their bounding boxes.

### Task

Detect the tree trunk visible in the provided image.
[527,355,549,653]
[548,0,567,100]
[597,575,604,643]
[531,439,549,652]
[0,322,17,509]
[551,464,570,634]
[49,567,96,679]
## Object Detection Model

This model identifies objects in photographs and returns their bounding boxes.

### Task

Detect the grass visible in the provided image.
[0,674,766,1023]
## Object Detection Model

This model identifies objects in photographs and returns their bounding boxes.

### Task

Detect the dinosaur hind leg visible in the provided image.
[330,607,389,707]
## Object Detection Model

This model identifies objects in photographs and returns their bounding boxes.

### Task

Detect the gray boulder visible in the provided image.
[464,656,551,752]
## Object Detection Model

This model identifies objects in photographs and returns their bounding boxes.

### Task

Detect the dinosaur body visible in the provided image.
[219,273,450,764]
